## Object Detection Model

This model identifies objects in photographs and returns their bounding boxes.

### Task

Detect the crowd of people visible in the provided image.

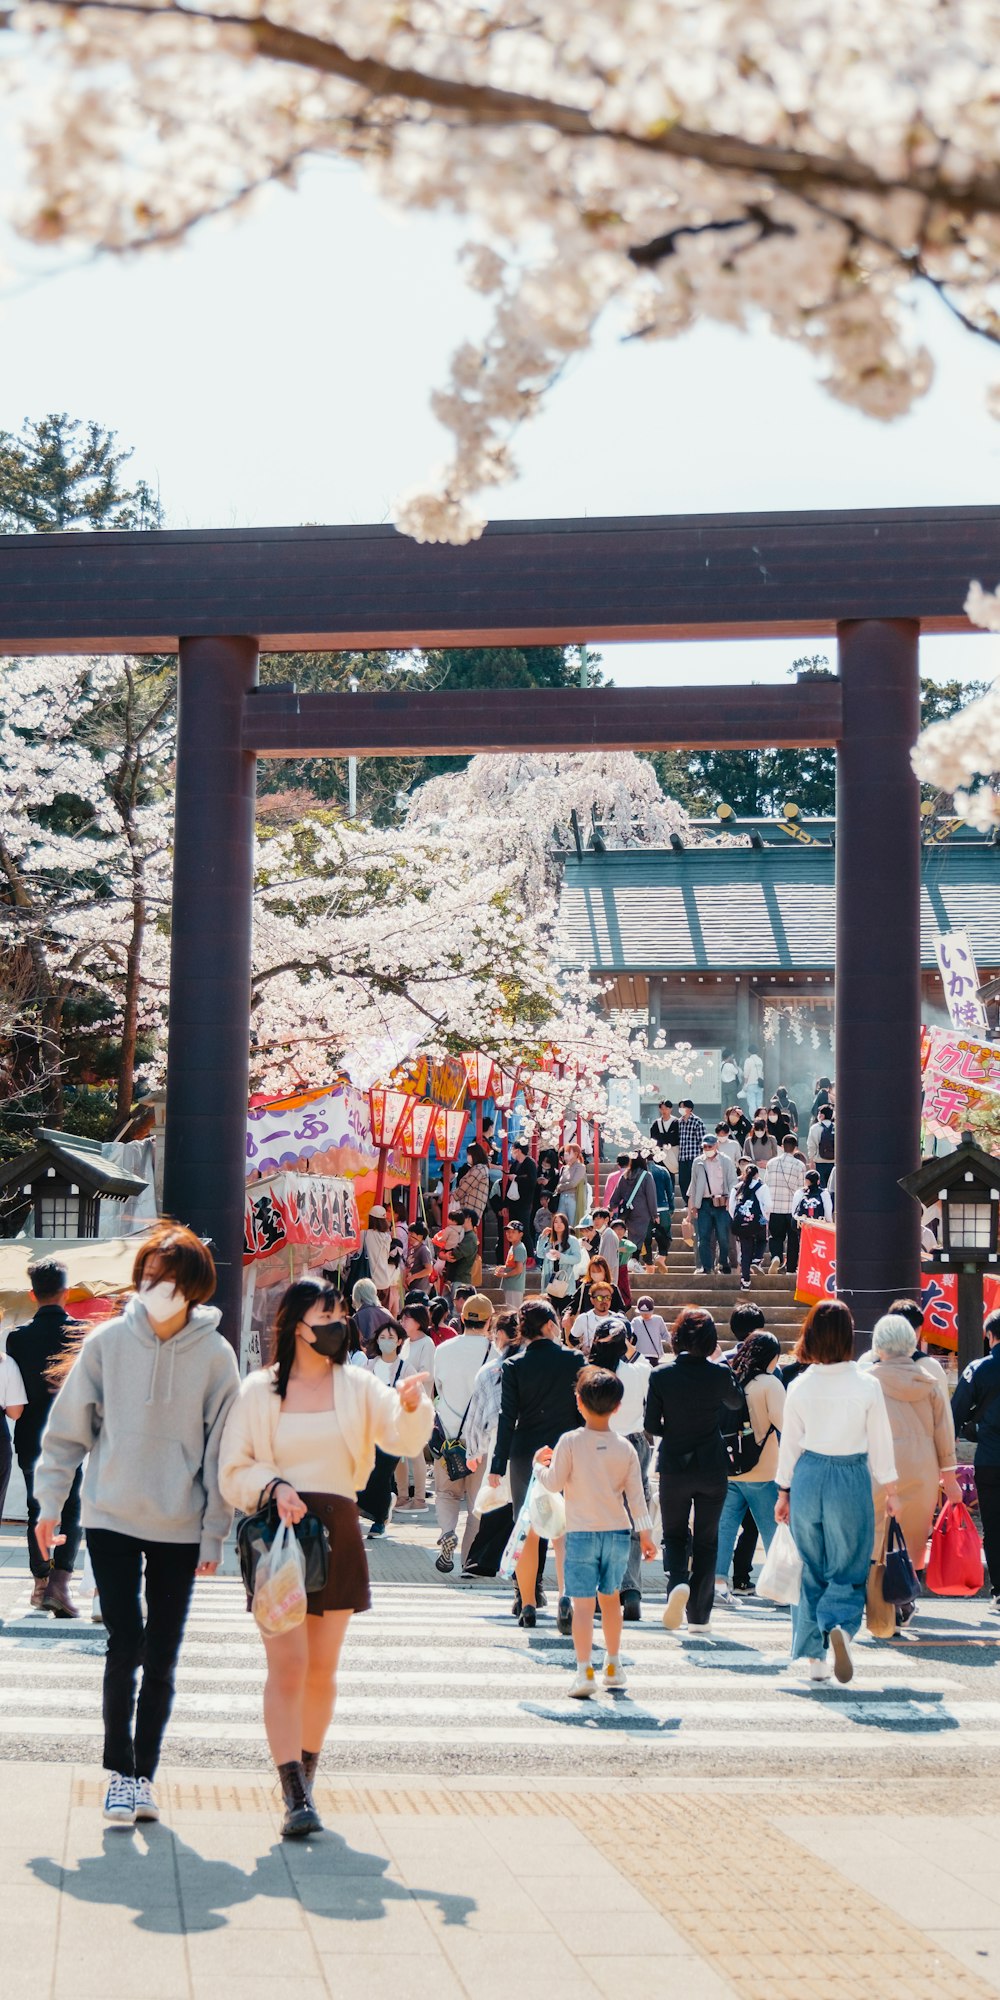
[5,1075,997,1843]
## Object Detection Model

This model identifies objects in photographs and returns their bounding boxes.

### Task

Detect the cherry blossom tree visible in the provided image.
[910,584,1000,826]
[8,1,1000,548]
[1,646,673,1145]
[0,654,174,1133]
[0,648,174,1136]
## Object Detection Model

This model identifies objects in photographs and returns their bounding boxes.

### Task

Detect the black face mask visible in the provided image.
[305,1319,349,1361]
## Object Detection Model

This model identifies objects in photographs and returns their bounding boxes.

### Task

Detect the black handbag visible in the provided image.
[236,1483,330,1597]
[431,1396,475,1481]
[881,1516,919,1605]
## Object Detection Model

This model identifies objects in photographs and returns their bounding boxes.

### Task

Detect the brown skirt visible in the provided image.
[298,1493,372,1617]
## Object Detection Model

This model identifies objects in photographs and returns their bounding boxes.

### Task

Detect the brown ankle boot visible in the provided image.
[277,1761,321,1839]
[30,1577,48,1610]
[42,1571,79,1619]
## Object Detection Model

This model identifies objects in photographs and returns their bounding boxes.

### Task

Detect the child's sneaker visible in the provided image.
[602,1656,628,1694]
[568,1662,597,1699]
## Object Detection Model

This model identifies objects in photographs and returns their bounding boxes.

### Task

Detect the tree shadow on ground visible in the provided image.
[29,1826,477,1934]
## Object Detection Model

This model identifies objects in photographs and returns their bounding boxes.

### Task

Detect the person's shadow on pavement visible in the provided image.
[30,1827,477,1934]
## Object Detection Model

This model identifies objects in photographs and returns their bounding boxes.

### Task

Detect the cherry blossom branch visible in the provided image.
[31,0,1000,222]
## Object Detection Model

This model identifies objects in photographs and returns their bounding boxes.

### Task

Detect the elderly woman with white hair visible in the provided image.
[869,1313,962,1623]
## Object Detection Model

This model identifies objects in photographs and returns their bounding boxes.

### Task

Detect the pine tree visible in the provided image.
[0,414,162,532]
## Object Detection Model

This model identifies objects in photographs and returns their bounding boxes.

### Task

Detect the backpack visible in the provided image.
[798,1192,826,1221]
[732,1186,762,1232]
[721,1380,774,1477]
[818,1121,835,1161]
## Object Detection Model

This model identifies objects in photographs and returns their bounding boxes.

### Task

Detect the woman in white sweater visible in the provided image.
[775,1300,898,1687]
[219,1279,432,1837]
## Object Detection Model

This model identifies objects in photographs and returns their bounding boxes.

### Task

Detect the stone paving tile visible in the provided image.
[579,1957,737,2000]
[313,1952,468,2000]
[925,1931,1000,1992]
[184,1926,323,1979]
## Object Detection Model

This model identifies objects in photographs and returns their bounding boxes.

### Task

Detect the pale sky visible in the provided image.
[2,161,999,688]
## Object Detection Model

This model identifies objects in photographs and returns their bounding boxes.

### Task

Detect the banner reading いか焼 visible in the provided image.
[794,1219,1000,1353]
[244,1171,361,1265]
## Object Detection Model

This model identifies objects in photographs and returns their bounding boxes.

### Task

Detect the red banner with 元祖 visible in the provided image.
[794,1219,1000,1351]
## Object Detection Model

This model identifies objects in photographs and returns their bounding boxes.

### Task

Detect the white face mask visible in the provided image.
[139,1279,185,1324]
[377,1334,398,1356]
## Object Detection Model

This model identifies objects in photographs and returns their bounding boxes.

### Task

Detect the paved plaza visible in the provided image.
[3,1524,1000,1997]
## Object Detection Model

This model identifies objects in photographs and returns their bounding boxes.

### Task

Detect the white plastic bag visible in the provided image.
[756,1522,802,1606]
[529,1481,567,1540]
[475,1470,512,1516]
[252,1520,308,1635]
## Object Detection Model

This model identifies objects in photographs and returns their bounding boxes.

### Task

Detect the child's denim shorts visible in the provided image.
[564,1529,631,1600]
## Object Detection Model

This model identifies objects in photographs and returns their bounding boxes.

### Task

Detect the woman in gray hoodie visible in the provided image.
[33,1222,240,1830]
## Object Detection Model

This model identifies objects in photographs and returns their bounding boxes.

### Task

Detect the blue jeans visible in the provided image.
[621,1434,651,1596]
[696,1202,731,1273]
[715,1478,779,1581]
[564,1530,631,1599]
[789,1450,874,1660]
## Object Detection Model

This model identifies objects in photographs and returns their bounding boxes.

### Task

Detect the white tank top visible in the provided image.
[273,1408,355,1498]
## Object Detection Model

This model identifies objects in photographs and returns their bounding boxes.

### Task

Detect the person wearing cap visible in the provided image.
[608,1217,634,1311]
[687,1135,737,1276]
[362,1203,394,1303]
[631,1297,669,1361]
[431,1295,494,1571]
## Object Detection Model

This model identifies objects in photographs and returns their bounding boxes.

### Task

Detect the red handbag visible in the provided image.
[925,1500,984,1597]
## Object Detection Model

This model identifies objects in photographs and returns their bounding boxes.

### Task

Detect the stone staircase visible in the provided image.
[483,1238,804,1349]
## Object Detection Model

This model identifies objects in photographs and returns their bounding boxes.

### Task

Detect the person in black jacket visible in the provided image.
[5,1259,84,1616]
[951,1308,1000,1607]
[494,1142,539,1257]
[644,1307,742,1632]
[488,1300,584,1629]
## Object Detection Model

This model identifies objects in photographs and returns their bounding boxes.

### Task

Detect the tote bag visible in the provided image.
[881,1517,919,1605]
[925,1500,984,1596]
[865,1525,897,1638]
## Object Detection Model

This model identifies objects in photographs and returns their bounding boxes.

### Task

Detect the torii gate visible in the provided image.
[3,504,995,1350]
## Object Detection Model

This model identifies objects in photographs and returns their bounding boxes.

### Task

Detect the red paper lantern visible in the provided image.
[403,1101,438,1159]
[433,1107,468,1160]
[368,1086,412,1150]
[492,1063,523,1111]
[459,1051,497,1100]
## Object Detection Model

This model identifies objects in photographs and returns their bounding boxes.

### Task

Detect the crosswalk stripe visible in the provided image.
[0,1566,995,1764]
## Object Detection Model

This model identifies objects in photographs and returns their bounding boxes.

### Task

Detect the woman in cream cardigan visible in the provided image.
[219,1278,432,1838]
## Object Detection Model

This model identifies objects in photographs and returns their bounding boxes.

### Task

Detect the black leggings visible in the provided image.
[86,1529,200,1779]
